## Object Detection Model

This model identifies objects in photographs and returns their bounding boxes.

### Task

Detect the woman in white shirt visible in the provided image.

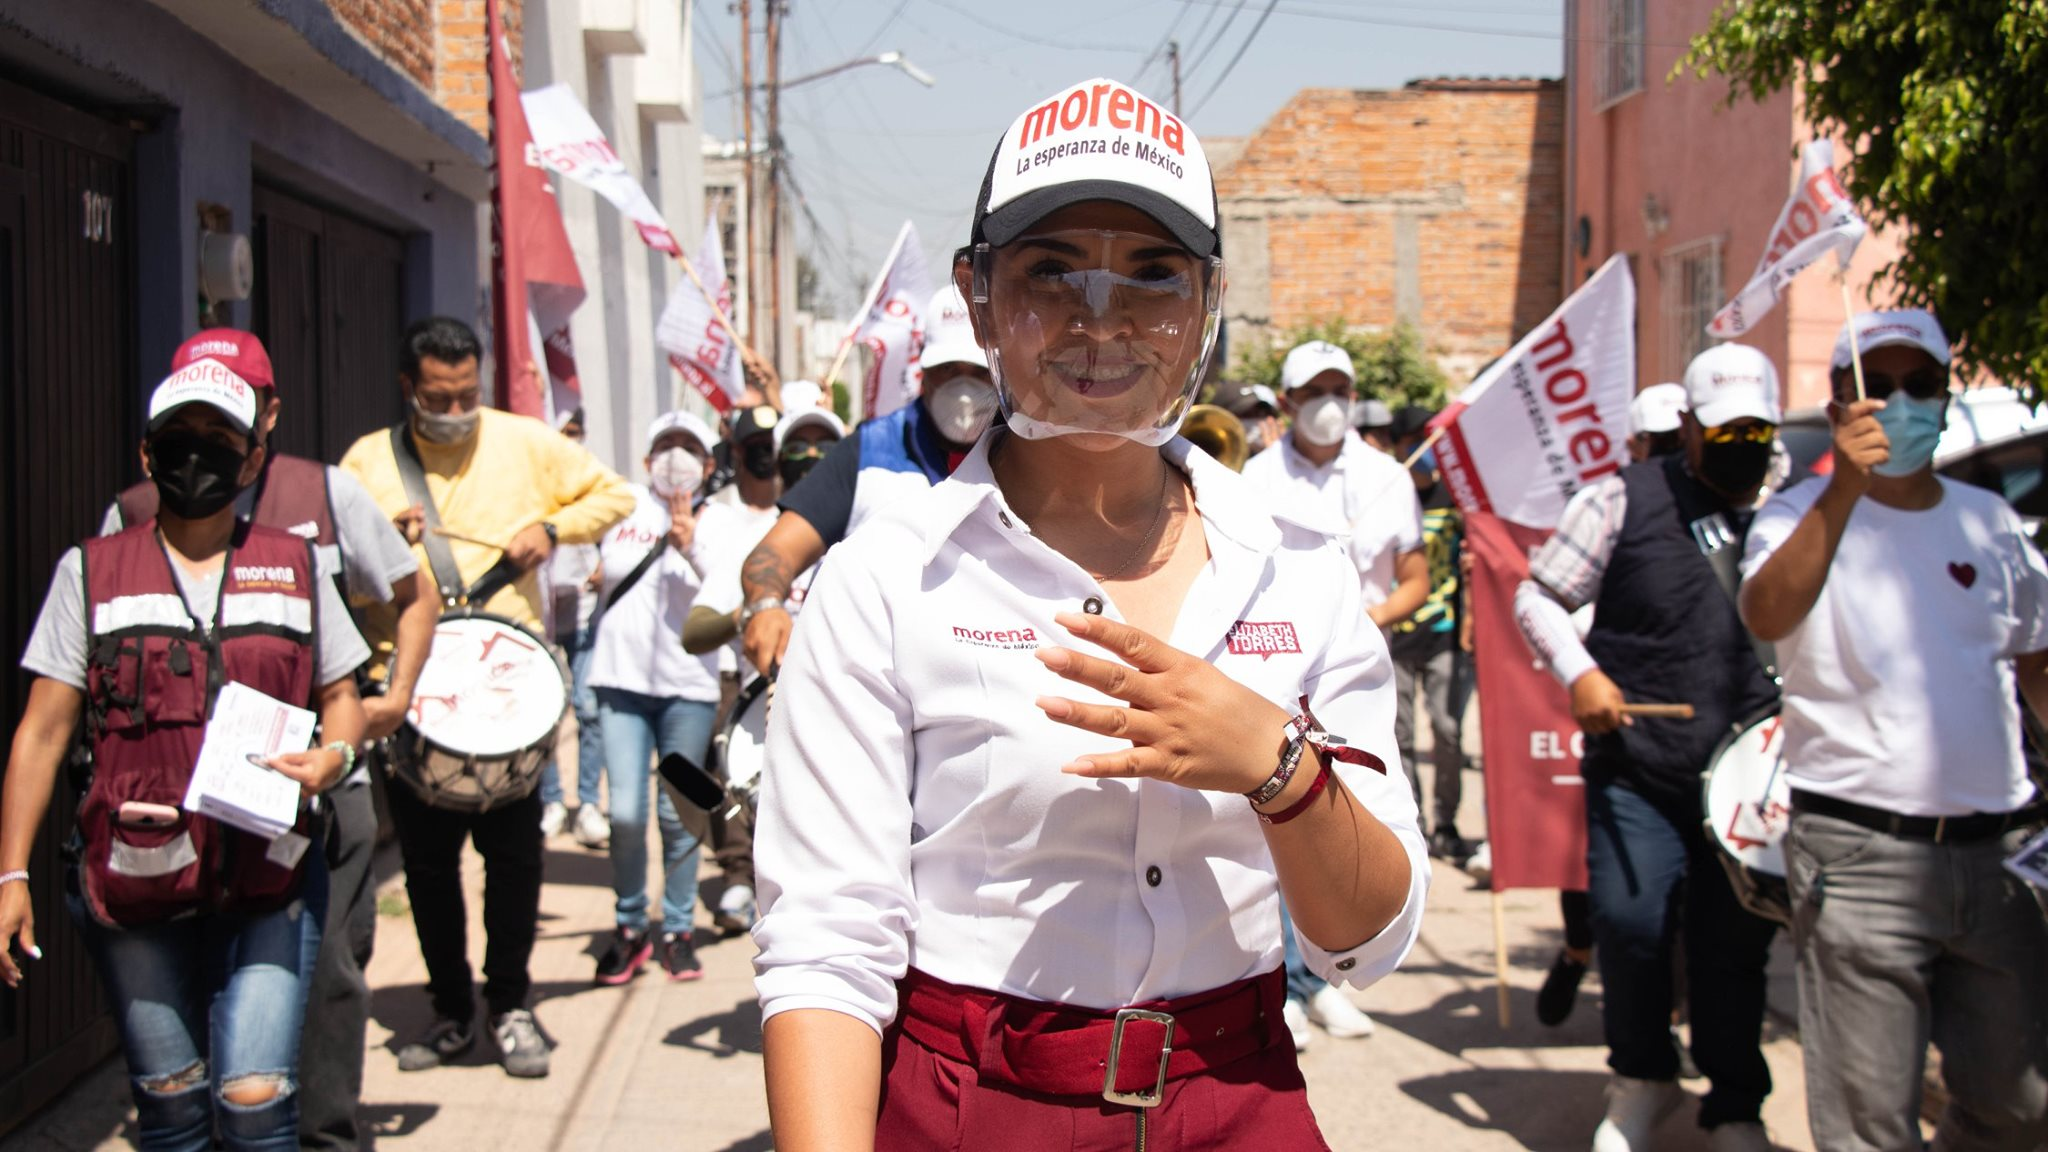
[586,412,723,984]
[754,79,1427,1149]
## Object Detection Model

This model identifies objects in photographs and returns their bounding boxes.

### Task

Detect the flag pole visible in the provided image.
[1839,277,1868,403]
[1400,425,1447,472]
[1492,890,1512,1030]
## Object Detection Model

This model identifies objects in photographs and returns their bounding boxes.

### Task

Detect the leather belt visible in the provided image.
[1791,789,2047,844]
[893,966,1287,1108]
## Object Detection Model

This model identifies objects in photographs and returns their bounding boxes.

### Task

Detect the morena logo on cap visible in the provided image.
[987,78,1214,233]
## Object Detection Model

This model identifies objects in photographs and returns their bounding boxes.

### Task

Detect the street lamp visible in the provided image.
[770,50,938,93]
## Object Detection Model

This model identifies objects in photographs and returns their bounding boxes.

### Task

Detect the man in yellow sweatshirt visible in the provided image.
[340,316,633,1079]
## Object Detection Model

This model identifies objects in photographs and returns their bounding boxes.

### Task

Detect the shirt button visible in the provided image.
[1334,958,1356,972]
[1145,865,1162,887]
[1083,596,1104,615]
[999,511,1013,528]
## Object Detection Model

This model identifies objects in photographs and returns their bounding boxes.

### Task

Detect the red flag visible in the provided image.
[1464,513,1589,892]
[487,0,585,418]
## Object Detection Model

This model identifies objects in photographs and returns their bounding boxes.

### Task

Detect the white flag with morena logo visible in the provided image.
[656,220,744,412]
[1707,139,1866,339]
[521,83,681,257]
[850,221,932,422]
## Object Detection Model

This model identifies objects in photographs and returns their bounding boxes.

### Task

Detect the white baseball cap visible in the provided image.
[1280,341,1355,393]
[773,405,847,453]
[1352,398,1394,431]
[147,359,261,436]
[919,285,989,371]
[645,409,719,456]
[1683,344,1783,427]
[1832,309,1951,371]
[779,379,825,413]
[1628,383,1688,437]
[973,78,1218,258]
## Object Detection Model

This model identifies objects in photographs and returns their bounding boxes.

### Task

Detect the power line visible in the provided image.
[922,0,1148,52]
[1172,0,1676,48]
[1184,0,1248,78]
[1189,0,1278,116]
[1134,0,1197,83]
[851,0,912,58]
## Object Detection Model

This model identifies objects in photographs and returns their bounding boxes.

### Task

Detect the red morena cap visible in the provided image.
[171,328,274,390]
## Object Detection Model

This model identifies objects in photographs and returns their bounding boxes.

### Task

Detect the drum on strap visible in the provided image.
[393,612,567,812]
[1701,706,1793,925]
[710,675,772,819]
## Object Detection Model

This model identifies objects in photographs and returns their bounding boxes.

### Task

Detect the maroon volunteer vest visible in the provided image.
[78,521,319,926]
[118,453,335,549]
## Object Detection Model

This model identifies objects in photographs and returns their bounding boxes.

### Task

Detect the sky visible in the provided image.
[690,0,1564,316]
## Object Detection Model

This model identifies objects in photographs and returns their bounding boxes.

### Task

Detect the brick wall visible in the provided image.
[1216,80,1565,387]
[324,0,525,135]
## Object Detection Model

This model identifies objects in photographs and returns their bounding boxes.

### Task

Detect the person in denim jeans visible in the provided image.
[586,411,727,983]
[1,378,369,1150]
[538,608,606,841]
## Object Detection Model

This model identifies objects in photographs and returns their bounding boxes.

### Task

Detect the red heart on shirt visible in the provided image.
[1948,562,1977,589]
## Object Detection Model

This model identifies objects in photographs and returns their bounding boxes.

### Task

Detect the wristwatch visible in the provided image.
[738,597,788,629]
[540,521,559,546]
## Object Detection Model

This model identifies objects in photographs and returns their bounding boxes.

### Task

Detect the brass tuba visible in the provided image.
[1180,404,1248,471]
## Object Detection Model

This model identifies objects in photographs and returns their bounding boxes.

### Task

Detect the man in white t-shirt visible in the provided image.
[1239,339,1426,1049]
[1741,309,2048,1152]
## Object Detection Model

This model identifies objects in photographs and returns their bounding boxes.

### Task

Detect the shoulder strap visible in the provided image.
[389,424,465,606]
[586,542,665,642]
[1691,513,1779,682]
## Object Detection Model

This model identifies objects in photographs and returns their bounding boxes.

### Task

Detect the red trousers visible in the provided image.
[875,968,1332,1151]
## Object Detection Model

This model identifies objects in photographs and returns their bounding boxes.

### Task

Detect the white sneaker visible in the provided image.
[1706,1122,1771,1152]
[572,804,610,848]
[1282,998,1312,1052]
[1304,985,1374,1038]
[1464,841,1492,887]
[538,801,567,839]
[1591,1076,1682,1152]
[713,883,756,934]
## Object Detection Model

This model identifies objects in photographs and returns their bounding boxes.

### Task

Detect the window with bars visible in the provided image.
[1659,237,1724,380]
[1595,0,1645,107]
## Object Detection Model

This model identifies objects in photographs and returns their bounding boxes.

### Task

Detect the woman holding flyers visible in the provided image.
[1,362,367,1152]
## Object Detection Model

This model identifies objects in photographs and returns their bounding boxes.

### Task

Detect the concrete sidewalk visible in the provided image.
[2,761,1819,1152]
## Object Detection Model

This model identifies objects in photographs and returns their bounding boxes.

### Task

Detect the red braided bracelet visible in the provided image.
[1256,758,1332,826]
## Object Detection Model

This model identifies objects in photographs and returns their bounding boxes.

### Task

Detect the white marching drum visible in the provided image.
[711,676,772,818]
[394,612,567,812]
[1702,707,1794,925]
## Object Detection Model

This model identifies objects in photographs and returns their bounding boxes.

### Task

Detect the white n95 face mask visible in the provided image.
[926,376,999,446]
[1292,394,1352,448]
[649,448,704,499]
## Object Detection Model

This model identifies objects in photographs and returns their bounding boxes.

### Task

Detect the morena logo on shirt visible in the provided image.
[950,624,1040,651]
[1226,621,1301,660]
[233,565,297,589]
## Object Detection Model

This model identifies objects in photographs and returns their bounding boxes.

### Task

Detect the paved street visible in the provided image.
[0,742,1821,1152]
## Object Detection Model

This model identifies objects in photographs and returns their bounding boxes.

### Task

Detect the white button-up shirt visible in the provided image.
[1241,432,1424,609]
[753,436,1429,1036]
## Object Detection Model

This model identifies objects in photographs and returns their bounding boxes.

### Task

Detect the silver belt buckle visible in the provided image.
[1102,1008,1175,1108]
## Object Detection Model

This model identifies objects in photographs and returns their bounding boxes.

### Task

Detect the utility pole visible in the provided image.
[737,0,755,341]
[766,0,783,372]
[1169,39,1181,116]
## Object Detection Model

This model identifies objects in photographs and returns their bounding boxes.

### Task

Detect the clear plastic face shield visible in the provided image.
[970,229,1222,448]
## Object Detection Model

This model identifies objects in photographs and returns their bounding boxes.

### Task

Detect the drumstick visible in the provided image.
[1620,703,1695,719]
[431,526,506,551]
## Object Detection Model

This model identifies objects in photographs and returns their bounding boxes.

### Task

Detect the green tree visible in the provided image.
[1228,319,1450,410]
[1684,4,2048,392]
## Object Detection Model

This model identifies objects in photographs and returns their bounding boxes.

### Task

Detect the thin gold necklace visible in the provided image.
[1093,468,1172,582]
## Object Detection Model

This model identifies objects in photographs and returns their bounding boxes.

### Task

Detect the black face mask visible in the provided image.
[779,452,824,491]
[1695,439,1773,500]
[148,431,249,519]
[742,439,779,481]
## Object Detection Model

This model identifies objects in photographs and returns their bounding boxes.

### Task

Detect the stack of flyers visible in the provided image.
[182,682,313,841]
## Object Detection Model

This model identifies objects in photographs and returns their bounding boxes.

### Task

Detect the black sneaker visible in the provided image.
[396,1016,475,1071]
[490,1008,551,1079]
[1429,827,1471,862]
[661,932,703,982]
[1536,950,1589,1027]
[594,926,654,986]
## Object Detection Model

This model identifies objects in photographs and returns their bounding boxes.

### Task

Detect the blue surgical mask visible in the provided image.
[1872,395,1945,477]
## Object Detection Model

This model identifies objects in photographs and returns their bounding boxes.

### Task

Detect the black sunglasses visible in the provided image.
[1839,367,1947,403]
